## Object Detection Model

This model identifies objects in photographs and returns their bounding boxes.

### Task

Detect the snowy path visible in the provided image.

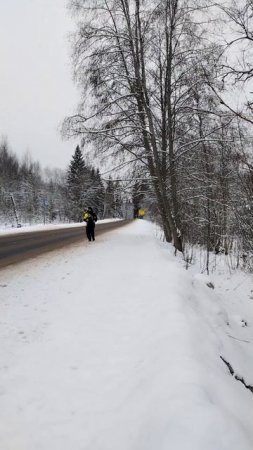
[0,221,253,450]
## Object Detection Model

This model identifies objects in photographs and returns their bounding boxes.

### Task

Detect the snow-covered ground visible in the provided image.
[0,220,253,450]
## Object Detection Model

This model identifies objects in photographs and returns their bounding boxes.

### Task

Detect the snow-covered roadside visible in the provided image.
[0,218,122,236]
[0,220,252,450]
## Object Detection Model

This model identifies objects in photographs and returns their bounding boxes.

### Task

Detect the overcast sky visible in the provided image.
[0,0,79,170]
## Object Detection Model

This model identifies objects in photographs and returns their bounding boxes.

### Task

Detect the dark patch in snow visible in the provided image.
[220,356,253,394]
[206,282,215,289]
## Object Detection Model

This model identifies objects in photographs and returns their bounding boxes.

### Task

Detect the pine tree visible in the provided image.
[66,145,87,221]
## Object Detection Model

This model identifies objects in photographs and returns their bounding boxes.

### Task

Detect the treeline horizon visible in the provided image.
[0,139,129,227]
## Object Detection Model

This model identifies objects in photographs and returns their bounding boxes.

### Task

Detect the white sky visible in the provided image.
[0,220,253,448]
[0,0,79,170]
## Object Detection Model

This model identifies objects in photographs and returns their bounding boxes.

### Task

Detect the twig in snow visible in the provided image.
[227,334,250,344]
[220,356,253,394]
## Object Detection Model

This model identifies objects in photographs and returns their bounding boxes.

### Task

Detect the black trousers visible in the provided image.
[86,223,95,241]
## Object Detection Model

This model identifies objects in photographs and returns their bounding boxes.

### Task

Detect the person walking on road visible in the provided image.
[83,207,97,241]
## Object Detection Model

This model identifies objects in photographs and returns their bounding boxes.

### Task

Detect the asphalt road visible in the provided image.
[0,220,131,269]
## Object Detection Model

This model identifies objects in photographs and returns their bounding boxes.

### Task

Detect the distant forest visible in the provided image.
[0,140,131,227]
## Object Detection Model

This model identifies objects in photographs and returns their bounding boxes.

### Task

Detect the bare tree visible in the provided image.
[204,0,253,124]
[63,0,219,251]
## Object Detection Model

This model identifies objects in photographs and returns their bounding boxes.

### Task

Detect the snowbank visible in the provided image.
[0,218,123,236]
[0,220,252,449]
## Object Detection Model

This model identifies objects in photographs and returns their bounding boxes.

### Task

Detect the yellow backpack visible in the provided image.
[83,212,91,221]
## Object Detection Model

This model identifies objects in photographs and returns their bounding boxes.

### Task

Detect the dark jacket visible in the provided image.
[83,209,97,226]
